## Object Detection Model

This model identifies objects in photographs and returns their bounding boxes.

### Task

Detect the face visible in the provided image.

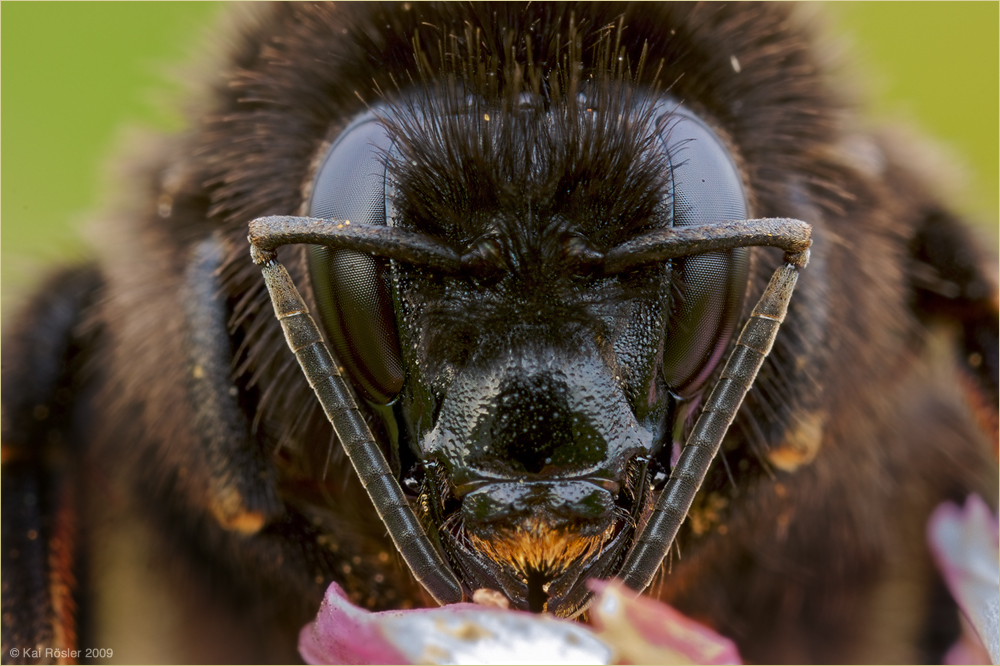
[292,66,779,611]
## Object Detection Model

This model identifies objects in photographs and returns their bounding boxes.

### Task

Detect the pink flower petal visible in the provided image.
[928,494,1000,665]
[298,583,411,665]
[588,580,742,665]
[299,582,613,664]
[300,578,745,664]
[943,618,993,666]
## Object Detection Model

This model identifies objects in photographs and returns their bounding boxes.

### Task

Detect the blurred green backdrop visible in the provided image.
[2,3,998,309]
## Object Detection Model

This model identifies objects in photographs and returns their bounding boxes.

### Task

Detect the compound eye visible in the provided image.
[307,113,404,404]
[657,104,751,397]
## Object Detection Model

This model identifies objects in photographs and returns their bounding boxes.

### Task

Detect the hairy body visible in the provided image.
[3,4,996,663]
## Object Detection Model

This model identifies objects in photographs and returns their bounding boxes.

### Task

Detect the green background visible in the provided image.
[3,3,998,308]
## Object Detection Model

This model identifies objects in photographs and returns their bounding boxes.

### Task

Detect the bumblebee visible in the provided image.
[3,3,996,663]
